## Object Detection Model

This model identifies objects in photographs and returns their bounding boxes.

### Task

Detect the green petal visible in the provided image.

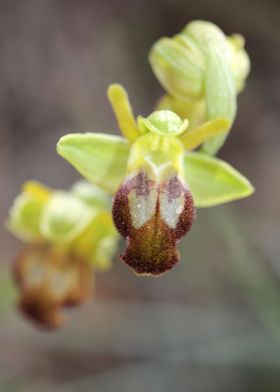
[40,192,94,244]
[57,133,129,194]
[180,117,229,150]
[201,44,236,155]
[184,152,254,207]
[107,84,140,143]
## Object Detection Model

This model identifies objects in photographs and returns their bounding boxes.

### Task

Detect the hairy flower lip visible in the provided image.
[13,243,93,329]
[113,168,196,276]
[18,288,64,330]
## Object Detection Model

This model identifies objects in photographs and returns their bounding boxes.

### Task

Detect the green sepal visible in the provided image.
[149,36,204,102]
[73,212,118,270]
[7,193,45,241]
[7,181,51,241]
[57,133,130,194]
[227,34,251,93]
[201,44,236,154]
[184,152,254,207]
[40,192,94,244]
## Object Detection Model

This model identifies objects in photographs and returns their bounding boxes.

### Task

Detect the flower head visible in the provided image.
[57,84,254,276]
[7,180,118,329]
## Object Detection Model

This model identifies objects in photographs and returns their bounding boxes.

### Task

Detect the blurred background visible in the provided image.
[0,0,280,391]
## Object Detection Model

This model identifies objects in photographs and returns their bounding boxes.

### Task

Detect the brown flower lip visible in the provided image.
[113,170,196,276]
[13,243,92,330]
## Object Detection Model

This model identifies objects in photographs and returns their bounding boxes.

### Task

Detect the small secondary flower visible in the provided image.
[7,180,118,328]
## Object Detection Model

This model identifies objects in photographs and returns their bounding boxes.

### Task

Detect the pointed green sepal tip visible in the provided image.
[57,133,130,194]
[138,110,189,136]
[184,152,254,208]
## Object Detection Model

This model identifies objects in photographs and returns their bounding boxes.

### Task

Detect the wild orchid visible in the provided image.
[57,84,254,276]
[7,180,118,328]
[7,19,255,332]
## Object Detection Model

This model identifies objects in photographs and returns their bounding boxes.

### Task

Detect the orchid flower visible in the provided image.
[149,20,250,154]
[57,84,254,276]
[7,180,118,329]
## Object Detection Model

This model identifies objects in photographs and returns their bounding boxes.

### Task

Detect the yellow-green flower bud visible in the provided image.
[150,20,250,101]
[149,20,250,154]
